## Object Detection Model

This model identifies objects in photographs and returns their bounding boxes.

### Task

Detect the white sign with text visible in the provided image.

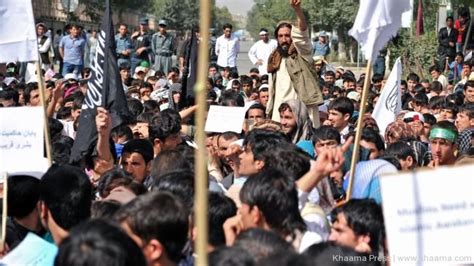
[0,107,48,173]
[380,165,474,265]
[205,105,246,134]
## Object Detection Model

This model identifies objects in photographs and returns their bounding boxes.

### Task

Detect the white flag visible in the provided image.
[372,57,402,135]
[0,0,38,63]
[349,0,410,61]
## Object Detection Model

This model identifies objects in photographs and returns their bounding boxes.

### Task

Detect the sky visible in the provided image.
[215,0,254,16]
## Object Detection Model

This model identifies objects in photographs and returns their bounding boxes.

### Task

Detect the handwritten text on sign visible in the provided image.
[0,107,45,173]
[380,165,474,265]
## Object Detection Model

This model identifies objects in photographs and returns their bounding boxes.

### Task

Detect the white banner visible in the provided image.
[0,0,38,63]
[372,57,402,135]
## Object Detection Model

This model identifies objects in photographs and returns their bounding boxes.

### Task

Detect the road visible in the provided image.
[237,40,255,75]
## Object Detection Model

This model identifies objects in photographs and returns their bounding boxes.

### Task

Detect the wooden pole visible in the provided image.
[194,0,210,264]
[35,62,53,166]
[0,172,8,253]
[345,59,372,201]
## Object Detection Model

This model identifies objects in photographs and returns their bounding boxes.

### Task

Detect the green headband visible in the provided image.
[429,128,457,143]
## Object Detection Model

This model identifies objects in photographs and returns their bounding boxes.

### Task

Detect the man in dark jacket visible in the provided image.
[437,16,458,71]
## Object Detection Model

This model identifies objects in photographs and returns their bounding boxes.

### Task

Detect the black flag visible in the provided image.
[70,0,132,164]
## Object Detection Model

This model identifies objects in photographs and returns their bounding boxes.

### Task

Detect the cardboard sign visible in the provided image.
[380,165,474,265]
[205,105,246,133]
[0,107,48,173]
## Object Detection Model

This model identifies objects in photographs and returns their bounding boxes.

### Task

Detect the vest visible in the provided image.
[39,36,50,64]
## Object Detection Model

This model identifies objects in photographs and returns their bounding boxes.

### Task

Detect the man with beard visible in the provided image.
[266,0,323,127]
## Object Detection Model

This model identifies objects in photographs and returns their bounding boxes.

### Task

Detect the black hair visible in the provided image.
[91,200,122,219]
[208,192,237,247]
[445,92,464,106]
[96,167,146,198]
[246,103,266,118]
[431,120,458,139]
[423,113,437,126]
[328,96,354,117]
[111,124,133,143]
[127,98,144,117]
[330,199,385,253]
[429,65,441,73]
[261,144,311,180]
[465,80,474,91]
[234,228,295,264]
[52,135,74,165]
[209,247,254,266]
[430,81,443,93]
[7,175,40,218]
[458,103,474,119]
[222,23,233,30]
[441,101,459,117]
[150,150,193,180]
[219,90,245,107]
[152,170,195,211]
[385,141,416,162]
[115,191,189,263]
[136,111,154,124]
[371,73,383,83]
[40,164,92,230]
[303,242,380,266]
[122,139,154,163]
[312,125,341,145]
[429,95,445,110]
[143,100,160,113]
[23,82,39,104]
[413,93,428,106]
[148,109,182,142]
[361,128,385,152]
[407,73,420,83]
[243,129,290,161]
[240,169,306,238]
[55,219,146,266]
[56,106,72,120]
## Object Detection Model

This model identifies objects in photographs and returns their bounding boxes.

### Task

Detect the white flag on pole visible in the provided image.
[372,57,402,135]
[349,0,410,61]
[0,0,38,63]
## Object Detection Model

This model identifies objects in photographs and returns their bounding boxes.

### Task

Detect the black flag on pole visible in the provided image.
[70,0,132,164]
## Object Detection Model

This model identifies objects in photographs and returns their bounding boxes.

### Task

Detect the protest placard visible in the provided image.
[204,105,247,133]
[380,165,474,265]
[0,107,48,174]
[0,233,58,265]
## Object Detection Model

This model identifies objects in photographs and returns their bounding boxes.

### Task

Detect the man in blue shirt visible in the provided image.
[115,23,134,67]
[59,24,86,76]
[313,31,330,58]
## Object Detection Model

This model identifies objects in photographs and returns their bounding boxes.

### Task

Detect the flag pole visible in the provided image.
[194,0,210,264]
[36,62,53,166]
[0,172,8,253]
[345,59,372,201]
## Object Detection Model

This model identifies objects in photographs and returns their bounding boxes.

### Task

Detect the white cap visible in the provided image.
[64,73,78,81]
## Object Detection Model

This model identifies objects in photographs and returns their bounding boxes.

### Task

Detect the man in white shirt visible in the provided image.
[248,28,277,75]
[215,23,240,74]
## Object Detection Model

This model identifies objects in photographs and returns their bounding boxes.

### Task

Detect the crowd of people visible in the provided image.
[0,0,473,265]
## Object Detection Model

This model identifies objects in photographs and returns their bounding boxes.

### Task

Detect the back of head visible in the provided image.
[261,143,311,180]
[240,169,306,236]
[303,242,381,266]
[330,199,384,253]
[55,219,146,266]
[151,150,192,179]
[115,191,189,264]
[243,129,290,160]
[385,141,416,161]
[209,192,237,248]
[152,169,195,211]
[312,125,341,145]
[209,246,254,266]
[149,109,182,143]
[7,175,40,219]
[234,228,295,263]
[40,164,92,230]
[219,90,245,107]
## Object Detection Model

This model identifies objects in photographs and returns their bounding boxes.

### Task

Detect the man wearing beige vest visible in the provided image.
[266,0,323,127]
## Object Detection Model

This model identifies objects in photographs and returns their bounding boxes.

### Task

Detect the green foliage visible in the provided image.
[389,29,438,79]
[246,0,296,39]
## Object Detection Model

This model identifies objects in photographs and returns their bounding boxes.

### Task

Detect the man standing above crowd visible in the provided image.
[248,28,277,75]
[152,19,175,75]
[437,16,458,71]
[59,24,86,76]
[266,0,323,127]
[36,23,51,71]
[215,23,240,74]
[131,18,152,74]
[115,23,134,68]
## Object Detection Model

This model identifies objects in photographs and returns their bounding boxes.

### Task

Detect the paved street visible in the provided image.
[237,40,256,75]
